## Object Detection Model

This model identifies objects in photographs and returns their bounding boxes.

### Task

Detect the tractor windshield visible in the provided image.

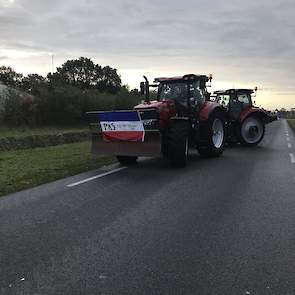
[159,81,205,104]
[216,94,230,108]
[159,82,187,101]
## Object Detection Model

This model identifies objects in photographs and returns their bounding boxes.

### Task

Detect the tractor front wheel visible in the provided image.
[239,116,265,146]
[116,156,138,166]
[198,112,225,157]
[166,121,189,167]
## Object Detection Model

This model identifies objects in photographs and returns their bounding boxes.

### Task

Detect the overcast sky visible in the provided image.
[0,0,294,109]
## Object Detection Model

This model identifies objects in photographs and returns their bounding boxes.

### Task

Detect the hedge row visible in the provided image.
[0,131,90,152]
[0,85,142,126]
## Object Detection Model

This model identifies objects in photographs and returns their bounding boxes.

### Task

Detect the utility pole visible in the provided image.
[51,53,54,74]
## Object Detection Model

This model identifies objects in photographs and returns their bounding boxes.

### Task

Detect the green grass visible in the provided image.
[0,141,115,196]
[0,125,88,139]
[287,119,295,132]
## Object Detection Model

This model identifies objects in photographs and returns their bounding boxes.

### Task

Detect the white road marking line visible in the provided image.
[288,143,292,149]
[287,137,290,141]
[67,167,127,187]
[290,153,295,164]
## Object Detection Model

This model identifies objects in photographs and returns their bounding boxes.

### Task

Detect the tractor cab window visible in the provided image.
[229,93,251,120]
[237,93,251,107]
[217,94,230,108]
[159,82,188,102]
[189,81,205,105]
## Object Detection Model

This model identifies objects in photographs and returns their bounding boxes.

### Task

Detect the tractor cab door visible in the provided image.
[229,93,251,120]
[189,81,206,108]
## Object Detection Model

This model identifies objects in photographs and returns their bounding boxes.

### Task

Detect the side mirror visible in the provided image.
[140,82,145,95]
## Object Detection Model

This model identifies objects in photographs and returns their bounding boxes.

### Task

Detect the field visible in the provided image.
[0,141,115,196]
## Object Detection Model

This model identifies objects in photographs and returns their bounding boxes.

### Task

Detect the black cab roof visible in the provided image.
[214,89,254,95]
[154,74,209,83]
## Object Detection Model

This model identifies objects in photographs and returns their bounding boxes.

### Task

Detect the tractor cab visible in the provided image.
[139,74,212,116]
[156,75,210,113]
[214,89,255,121]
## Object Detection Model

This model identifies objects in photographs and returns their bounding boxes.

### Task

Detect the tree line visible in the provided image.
[0,57,141,126]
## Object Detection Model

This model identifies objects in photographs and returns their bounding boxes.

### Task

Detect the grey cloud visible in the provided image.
[0,0,294,95]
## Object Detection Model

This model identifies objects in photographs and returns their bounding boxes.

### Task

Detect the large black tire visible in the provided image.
[116,155,138,166]
[166,121,189,167]
[239,116,265,146]
[198,111,226,157]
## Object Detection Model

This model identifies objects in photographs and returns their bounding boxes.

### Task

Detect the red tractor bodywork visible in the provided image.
[199,101,222,121]
[239,107,273,123]
[134,99,221,129]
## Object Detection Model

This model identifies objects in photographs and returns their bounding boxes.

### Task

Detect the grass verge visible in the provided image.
[287,119,295,132]
[0,125,88,139]
[0,141,115,197]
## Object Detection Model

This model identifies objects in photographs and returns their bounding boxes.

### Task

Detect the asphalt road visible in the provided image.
[1,119,295,295]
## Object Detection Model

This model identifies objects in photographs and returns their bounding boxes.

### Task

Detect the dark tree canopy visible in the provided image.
[97,66,122,94]
[20,74,46,94]
[48,57,122,93]
[0,66,23,87]
[55,57,99,89]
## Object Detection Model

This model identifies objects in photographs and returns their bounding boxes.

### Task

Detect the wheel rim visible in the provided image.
[241,117,263,144]
[212,118,224,148]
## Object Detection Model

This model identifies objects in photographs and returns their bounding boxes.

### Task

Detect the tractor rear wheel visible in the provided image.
[116,155,138,166]
[239,116,265,146]
[198,112,225,157]
[166,121,189,167]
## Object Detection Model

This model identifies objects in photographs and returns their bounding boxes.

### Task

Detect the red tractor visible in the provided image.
[214,89,277,146]
[88,74,226,167]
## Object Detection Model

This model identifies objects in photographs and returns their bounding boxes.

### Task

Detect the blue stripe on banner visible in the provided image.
[97,111,140,122]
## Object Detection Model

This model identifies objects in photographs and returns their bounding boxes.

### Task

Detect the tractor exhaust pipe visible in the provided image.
[143,76,150,103]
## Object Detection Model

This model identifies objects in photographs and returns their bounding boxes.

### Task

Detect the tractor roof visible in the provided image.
[214,89,254,95]
[154,74,209,83]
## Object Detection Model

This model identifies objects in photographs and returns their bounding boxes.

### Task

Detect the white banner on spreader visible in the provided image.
[97,111,145,142]
[100,121,144,132]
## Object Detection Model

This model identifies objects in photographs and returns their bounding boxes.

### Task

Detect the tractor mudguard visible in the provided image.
[239,108,275,124]
[199,101,223,121]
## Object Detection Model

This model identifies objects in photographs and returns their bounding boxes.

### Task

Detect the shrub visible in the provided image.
[2,89,35,126]
[34,85,83,125]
